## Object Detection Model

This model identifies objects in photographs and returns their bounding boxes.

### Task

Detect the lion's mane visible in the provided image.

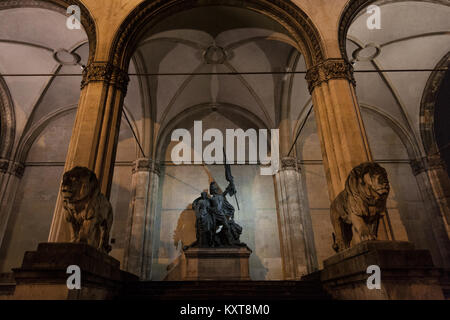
[61,167,113,253]
[330,162,390,252]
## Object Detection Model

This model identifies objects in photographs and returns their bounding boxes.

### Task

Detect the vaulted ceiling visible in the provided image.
[346,0,450,158]
[134,6,301,152]
[0,6,87,161]
[0,1,449,163]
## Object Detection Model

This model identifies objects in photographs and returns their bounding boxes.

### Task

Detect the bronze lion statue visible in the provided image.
[330,162,390,252]
[61,167,113,253]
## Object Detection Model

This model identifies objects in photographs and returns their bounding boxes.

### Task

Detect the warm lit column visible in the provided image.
[306,59,372,199]
[123,158,160,279]
[306,58,393,239]
[48,62,129,242]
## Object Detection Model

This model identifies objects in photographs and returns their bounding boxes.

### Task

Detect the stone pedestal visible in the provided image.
[320,241,445,300]
[183,247,252,281]
[11,243,138,300]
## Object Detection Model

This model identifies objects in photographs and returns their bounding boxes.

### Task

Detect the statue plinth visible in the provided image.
[319,241,445,300]
[183,247,252,281]
[10,243,138,300]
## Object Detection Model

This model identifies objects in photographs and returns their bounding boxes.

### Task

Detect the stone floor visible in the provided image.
[119,280,331,301]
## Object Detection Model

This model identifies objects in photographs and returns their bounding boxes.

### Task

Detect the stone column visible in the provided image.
[305,58,393,239]
[123,159,160,280]
[48,61,129,243]
[411,155,450,267]
[305,59,371,198]
[274,157,316,279]
[0,160,25,248]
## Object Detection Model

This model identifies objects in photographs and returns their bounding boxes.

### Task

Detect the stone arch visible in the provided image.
[0,0,97,65]
[110,0,326,72]
[420,52,450,156]
[0,76,15,160]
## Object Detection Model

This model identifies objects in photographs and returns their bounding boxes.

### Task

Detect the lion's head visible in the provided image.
[346,162,390,205]
[61,166,99,204]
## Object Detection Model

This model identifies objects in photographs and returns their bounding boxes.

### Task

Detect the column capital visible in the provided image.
[81,61,129,94]
[132,158,161,176]
[411,154,447,176]
[0,159,25,178]
[305,58,355,93]
[280,157,301,172]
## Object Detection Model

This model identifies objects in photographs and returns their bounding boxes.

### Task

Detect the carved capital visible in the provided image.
[132,158,161,176]
[0,159,25,178]
[305,59,355,93]
[133,158,152,173]
[11,162,25,178]
[280,157,300,171]
[410,158,426,176]
[81,62,129,94]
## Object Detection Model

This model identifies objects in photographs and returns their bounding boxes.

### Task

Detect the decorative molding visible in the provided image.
[280,157,300,171]
[12,162,25,178]
[110,0,325,72]
[420,52,450,155]
[81,62,130,94]
[410,158,426,176]
[132,158,161,176]
[0,159,25,178]
[305,58,355,93]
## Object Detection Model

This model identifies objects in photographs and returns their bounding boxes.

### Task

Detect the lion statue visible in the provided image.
[330,162,390,252]
[61,166,113,253]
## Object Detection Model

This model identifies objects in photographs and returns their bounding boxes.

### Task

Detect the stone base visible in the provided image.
[182,247,252,281]
[320,241,445,300]
[10,243,138,300]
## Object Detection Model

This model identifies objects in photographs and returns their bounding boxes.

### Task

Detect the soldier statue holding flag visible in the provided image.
[187,153,246,248]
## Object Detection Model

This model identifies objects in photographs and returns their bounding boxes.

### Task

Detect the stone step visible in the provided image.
[0,273,15,297]
[120,281,331,300]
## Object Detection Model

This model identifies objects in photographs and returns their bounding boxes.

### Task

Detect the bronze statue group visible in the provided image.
[188,180,244,248]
